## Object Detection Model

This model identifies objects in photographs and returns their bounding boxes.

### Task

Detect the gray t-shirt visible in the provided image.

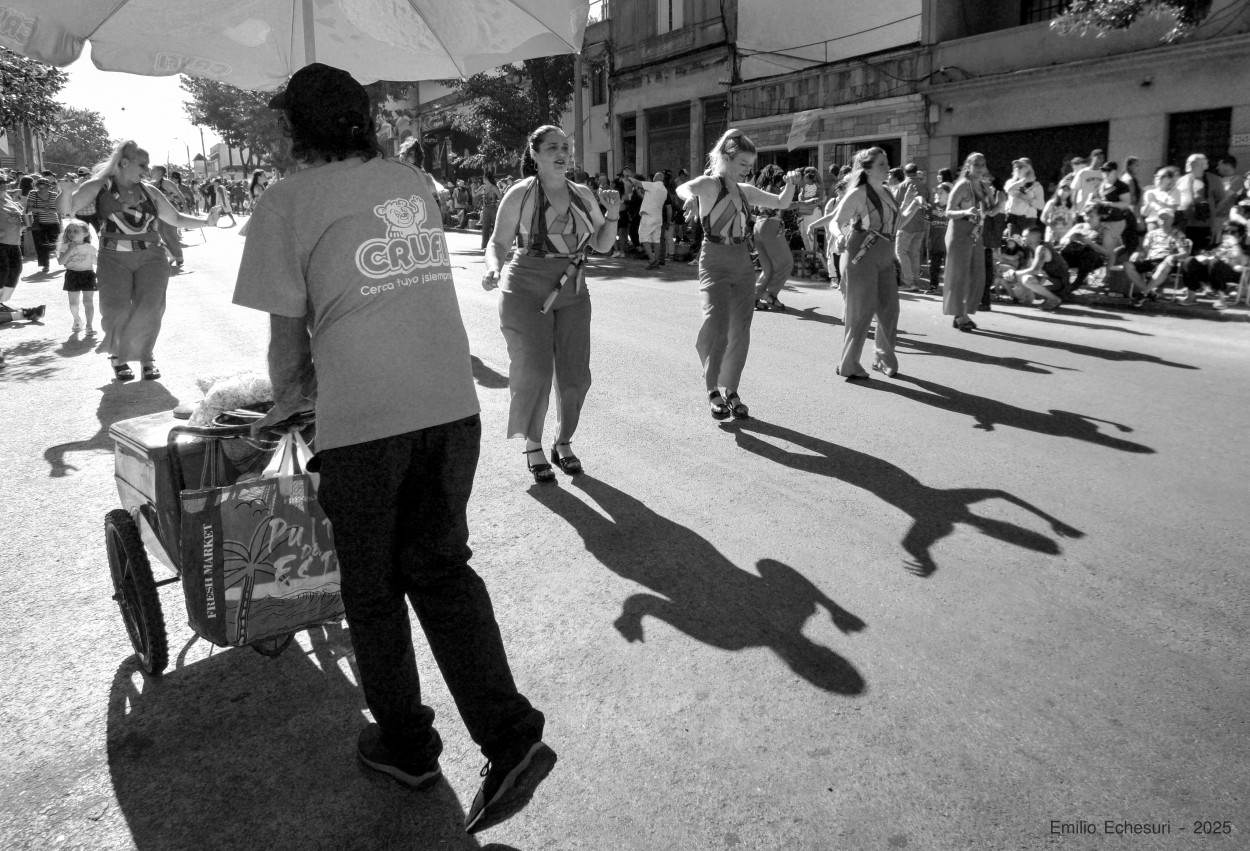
[233,157,479,452]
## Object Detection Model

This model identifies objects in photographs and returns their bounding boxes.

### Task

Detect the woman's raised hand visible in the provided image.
[599,189,621,214]
[785,170,804,186]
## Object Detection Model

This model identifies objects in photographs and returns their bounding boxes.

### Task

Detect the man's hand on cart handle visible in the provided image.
[250,399,315,438]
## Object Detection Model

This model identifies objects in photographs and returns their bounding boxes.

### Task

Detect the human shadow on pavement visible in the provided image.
[44,381,180,477]
[721,419,1083,577]
[972,327,1197,369]
[471,354,509,389]
[860,374,1154,453]
[792,306,844,326]
[897,335,1075,375]
[529,476,866,695]
[1000,313,1152,335]
[106,624,502,851]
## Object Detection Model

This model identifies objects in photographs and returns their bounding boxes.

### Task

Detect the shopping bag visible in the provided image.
[179,431,342,647]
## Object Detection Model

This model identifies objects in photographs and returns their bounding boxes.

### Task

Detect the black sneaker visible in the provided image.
[22,305,45,320]
[356,723,442,790]
[464,741,557,835]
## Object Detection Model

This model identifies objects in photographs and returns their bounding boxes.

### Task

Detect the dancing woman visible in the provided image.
[483,126,621,483]
[752,165,792,311]
[809,147,916,379]
[56,140,220,381]
[944,152,991,331]
[677,130,799,420]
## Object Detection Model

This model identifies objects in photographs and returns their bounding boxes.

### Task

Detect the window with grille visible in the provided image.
[1167,108,1232,169]
[1021,0,1068,25]
[657,0,684,34]
[588,0,609,23]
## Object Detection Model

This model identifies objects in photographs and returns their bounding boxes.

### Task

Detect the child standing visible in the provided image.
[57,220,98,335]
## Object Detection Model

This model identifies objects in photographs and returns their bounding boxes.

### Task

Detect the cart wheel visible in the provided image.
[105,509,169,676]
[250,633,295,657]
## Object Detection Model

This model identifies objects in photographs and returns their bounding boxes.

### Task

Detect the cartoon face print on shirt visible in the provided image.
[355,193,450,279]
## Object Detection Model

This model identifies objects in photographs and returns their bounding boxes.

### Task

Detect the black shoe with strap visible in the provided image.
[524,447,556,484]
[549,442,583,475]
[725,391,749,419]
[708,390,730,420]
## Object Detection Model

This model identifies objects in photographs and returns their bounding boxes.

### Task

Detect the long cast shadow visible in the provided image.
[105,624,502,850]
[1001,313,1152,335]
[722,419,1083,577]
[44,381,180,477]
[897,335,1075,375]
[973,328,1197,369]
[530,476,866,695]
[862,374,1155,454]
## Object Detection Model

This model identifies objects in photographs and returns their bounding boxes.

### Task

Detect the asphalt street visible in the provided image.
[1,224,1247,850]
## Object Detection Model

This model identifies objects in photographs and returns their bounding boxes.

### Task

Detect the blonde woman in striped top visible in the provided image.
[678,130,800,421]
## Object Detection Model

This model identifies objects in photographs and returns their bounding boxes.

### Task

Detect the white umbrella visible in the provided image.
[0,0,590,90]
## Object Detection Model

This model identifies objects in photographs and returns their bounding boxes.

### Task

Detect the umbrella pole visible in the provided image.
[302,0,316,64]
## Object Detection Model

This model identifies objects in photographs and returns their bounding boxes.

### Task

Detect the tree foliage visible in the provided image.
[0,47,68,134]
[443,56,576,170]
[181,76,415,174]
[42,107,115,171]
[1052,0,1217,40]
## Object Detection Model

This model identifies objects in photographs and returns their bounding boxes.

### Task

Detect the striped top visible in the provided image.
[24,189,61,225]
[515,177,594,257]
[96,179,162,252]
[701,177,749,239]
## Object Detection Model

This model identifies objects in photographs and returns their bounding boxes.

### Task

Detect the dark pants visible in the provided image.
[31,222,61,269]
[628,206,641,248]
[1180,256,1241,293]
[1061,243,1105,290]
[0,243,21,292]
[315,415,544,763]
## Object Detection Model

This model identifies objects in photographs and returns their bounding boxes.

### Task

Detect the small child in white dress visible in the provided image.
[56,219,98,335]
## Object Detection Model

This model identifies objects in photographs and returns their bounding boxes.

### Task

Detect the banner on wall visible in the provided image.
[786,110,822,151]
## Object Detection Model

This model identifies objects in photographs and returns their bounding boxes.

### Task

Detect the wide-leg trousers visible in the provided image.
[499,254,592,442]
[839,232,900,376]
[753,218,791,299]
[97,247,170,362]
[942,218,986,317]
[695,241,755,392]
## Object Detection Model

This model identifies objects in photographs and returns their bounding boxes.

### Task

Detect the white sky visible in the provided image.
[54,44,222,171]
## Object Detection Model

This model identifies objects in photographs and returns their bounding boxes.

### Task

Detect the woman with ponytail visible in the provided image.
[483,125,621,483]
[56,139,221,381]
[677,130,800,420]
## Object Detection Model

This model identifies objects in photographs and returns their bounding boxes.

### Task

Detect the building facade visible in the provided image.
[922,0,1250,187]
[577,0,1250,188]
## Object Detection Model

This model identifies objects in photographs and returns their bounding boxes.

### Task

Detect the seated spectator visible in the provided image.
[1058,205,1116,291]
[1005,225,1068,310]
[1177,222,1248,309]
[1041,182,1077,244]
[1141,166,1181,221]
[1124,210,1188,305]
[994,232,1028,300]
[0,302,45,324]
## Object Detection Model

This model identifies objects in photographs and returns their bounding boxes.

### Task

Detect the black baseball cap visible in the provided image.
[268,62,369,122]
